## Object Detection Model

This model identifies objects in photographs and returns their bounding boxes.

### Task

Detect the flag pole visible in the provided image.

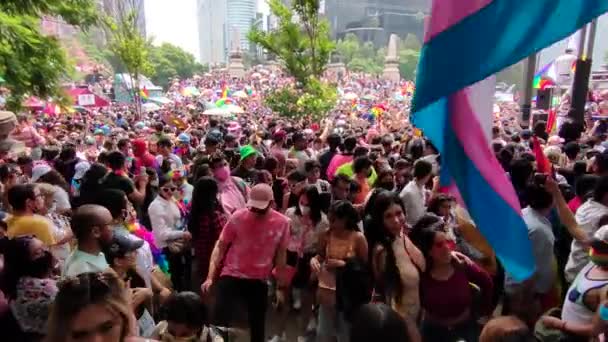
[569,20,597,126]
[586,19,598,62]
[521,53,537,128]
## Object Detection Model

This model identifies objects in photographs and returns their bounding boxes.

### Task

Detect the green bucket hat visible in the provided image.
[240,145,257,161]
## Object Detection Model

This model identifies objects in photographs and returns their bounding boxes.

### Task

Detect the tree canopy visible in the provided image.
[249,0,334,87]
[148,43,207,89]
[248,0,336,120]
[335,33,422,80]
[0,0,98,110]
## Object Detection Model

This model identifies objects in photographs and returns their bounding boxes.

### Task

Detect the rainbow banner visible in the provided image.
[412,0,608,281]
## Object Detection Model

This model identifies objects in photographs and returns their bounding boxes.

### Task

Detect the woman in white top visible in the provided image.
[148,176,192,291]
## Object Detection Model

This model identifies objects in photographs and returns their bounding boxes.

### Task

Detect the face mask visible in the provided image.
[27,251,54,278]
[214,166,230,182]
[299,204,311,216]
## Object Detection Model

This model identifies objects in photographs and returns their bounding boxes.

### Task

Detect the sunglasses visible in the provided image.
[162,187,177,192]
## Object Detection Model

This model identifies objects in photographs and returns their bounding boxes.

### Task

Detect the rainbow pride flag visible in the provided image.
[533,62,557,89]
[140,87,149,101]
[221,86,230,99]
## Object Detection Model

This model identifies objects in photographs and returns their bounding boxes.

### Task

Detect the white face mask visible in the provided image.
[299,204,311,216]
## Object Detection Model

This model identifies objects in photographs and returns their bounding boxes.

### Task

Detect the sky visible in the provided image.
[146,0,269,63]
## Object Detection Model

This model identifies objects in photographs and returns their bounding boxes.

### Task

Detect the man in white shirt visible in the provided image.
[554,48,577,88]
[400,159,433,226]
[62,204,114,276]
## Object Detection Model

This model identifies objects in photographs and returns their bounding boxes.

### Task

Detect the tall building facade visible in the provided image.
[226,0,257,51]
[197,0,228,65]
[103,0,146,36]
[324,0,430,47]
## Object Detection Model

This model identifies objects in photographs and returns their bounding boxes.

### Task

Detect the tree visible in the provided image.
[335,33,384,75]
[248,0,336,120]
[335,33,360,63]
[399,48,421,81]
[103,1,153,118]
[401,33,422,50]
[148,43,206,89]
[249,0,334,87]
[398,35,422,81]
[0,0,98,110]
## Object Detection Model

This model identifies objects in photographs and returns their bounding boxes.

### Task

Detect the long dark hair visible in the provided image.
[295,185,322,226]
[329,200,360,231]
[367,191,406,305]
[188,177,221,238]
[1,236,53,298]
[76,163,108,206]
[38,169,70,193]
[409,214,445,269]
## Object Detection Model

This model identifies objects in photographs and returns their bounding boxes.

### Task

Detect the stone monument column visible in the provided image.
[228,27,246,79]
[382,34,401,83]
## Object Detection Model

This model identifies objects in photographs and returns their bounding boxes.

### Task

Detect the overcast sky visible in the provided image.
[145,0,269,62]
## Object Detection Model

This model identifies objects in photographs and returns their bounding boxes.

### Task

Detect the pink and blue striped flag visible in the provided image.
[412,0,608,281]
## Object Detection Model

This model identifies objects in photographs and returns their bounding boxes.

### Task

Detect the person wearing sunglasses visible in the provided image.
[5,183,56,246]
[148,175,192,291]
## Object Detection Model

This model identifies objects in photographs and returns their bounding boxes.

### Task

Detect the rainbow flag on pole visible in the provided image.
[412,0,608,281]
[140,87,149,101]
[533,61,558,89]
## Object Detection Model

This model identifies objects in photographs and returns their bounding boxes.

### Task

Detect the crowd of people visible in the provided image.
[1,68,608,342]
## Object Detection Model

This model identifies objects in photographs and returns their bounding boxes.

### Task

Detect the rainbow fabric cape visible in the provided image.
[412,0,608,281]
[127,222,170,274]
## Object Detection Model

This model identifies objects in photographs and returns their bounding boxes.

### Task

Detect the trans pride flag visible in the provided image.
[412,0,608,281]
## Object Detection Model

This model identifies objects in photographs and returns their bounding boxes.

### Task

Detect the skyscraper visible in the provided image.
[103,0,146,36]
[197,0,228,65]
[226,0,257,51]
[324,0,430,46]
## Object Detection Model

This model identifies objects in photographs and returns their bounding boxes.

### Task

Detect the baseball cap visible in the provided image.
[103,233,144,265]
[73,161,91,181]
[247,183,274,209]
[240,145,257,161]
[31,164,52,182]
[177,133,191,143]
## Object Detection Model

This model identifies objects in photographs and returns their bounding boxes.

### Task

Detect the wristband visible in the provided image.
[599,304,608,321]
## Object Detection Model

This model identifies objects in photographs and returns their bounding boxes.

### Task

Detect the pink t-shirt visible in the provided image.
[219,208,290,280]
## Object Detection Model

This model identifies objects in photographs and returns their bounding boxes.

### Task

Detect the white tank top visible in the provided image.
[562,263,608,324]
